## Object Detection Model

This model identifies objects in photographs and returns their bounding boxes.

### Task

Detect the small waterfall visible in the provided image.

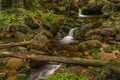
[78,9,89,17]
[27,63,61,80]
[68,28,76,36]
[59,27,77,45]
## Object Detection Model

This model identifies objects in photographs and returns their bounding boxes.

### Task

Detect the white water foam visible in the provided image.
[59,28,77,45]
[27,63,61,80]
[78,9,89,17]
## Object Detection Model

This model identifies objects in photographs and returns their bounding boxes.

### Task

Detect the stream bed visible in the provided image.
[27,62,61,80]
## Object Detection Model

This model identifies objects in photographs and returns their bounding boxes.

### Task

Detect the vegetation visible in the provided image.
[0,59,7,67]
[16,74,27,80]
[46,72,90,80]
[15,60,26,71]
[103,46,113,53]
[0,73,7,80]
[0,0,120,80]
[0,8,41,28]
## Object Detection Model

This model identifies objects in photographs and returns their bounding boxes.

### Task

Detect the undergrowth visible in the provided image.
[46,72,90,80]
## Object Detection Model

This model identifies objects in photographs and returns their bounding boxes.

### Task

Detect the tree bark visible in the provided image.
[0,40,33,49]
[0,0,2,13]
[0,50,108,67]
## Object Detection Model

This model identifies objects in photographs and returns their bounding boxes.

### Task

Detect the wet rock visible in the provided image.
[78,40,102,52]
[82,4,103,15]
[81,22,101,34]
[28,60,46,68]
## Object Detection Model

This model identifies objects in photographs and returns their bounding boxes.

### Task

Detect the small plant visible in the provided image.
[0,73,7,80]
[46,72,90,80]
[103,46,113,53]
[15,60,26,71]
[0,59,7,67]
[88,48,100,55]
[16,74,27,80]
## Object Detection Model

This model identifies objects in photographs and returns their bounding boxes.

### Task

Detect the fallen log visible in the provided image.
[0,40,33,49]
[0,51,108,67]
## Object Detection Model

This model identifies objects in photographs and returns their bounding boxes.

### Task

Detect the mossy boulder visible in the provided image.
[78,40,102,52]
[25,16,40,29]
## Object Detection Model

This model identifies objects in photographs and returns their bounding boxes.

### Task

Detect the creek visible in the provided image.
[27,28,77,80]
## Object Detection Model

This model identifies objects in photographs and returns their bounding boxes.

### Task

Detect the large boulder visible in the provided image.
[85,28,116,41]
[78,40,102,52]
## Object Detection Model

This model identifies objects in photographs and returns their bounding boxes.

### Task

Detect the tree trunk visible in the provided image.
[0,50,108,67]
[0,0,2,13]
[0,40,33,49]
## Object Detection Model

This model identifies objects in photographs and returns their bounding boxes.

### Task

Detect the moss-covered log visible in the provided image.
[0,51,108,67]
[0,40,33,49]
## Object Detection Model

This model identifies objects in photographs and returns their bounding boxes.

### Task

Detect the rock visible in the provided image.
[28,29,49,51]
[116,34,120,41]
[14,32,27,42]
[78,40,102,52]
[81,22,100,34]
[100,28,116,36]
[25,16,39,29]
[82,4,103,15]
[28,60,46,68]
[10,25,29,33]
[85,28,116,41]
[102,21,114,27]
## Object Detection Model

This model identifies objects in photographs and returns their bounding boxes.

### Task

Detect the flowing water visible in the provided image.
[78,9,101,18]
[78,9,89,17]
[59,27,77,45]
[27,63,61,80]
[27,28,77,80]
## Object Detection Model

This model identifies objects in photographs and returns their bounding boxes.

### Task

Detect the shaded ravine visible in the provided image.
[27,28,77,80]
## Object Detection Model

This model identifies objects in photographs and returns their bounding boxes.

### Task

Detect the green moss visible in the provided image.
[0,73,7,80]
[78,40,102,52]
[88,48,100,55]
[15,60,26,71]
[0,8,40,28]
[46,72,90,80]
[16,74,27,80]
[0,59,7,67]
[103,46,113,53]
